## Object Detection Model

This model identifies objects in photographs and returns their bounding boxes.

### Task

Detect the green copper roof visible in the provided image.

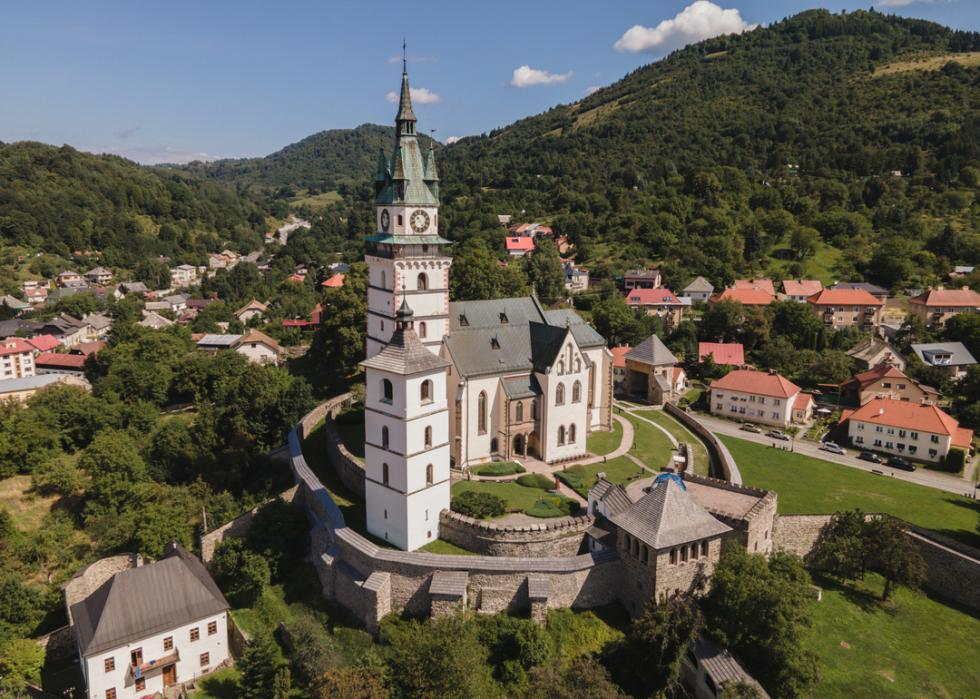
[365,233,451,245]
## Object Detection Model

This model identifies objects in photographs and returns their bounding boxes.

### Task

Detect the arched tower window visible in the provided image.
[572,381,581,403]
[381,426,389,449]
[382,378,393,402]
[478,391,488,434]
[420,379,432,403]
[516,402,524,422]
[424,426,432,448]
[419,321,427,338]
[417,273,428,291]
[569,424,576,443]
[382,463,389,485]
[381,270,387,289]
[575,358,581,373]
[558,425,566,445]
[426,464,434,486]
[555,383,565,406]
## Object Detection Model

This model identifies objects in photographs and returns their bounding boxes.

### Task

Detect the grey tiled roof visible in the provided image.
[589,478,633,515]
[450,296,546,331]
[692,636,770,698]
[611,477,730,550]
[502,375,541,399]
[683,276,714,293]
[71,543,228,657]
[911,342,977,367]
[543,310,606,348]
[361,322,450,376]
[625,334,677,367]
[527,573,550,600]
[429,570,467,597]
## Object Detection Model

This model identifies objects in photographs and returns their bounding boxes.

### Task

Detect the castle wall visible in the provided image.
[665,403,741,483]
[437,510,592,557]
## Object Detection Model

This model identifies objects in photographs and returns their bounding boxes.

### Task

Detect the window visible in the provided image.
[104,658,115,673]
[569,424,576,443]
[558,359,565,374]
[163,636,173,651]
[382,463,389,485]
[426,464,433,486]
[420,379,432,403]
[200,652,210,668]
[135,677,145,691]
[419,321,427,338]
[572,381,581,403]
[531,399,538,419]
[382,426,389,449]
[556,383,565,405]
[855,436,864,444]
[208,621,217,636]
[106,689,117,699]
[190,627,199,642]
[397,214,403,226]
[690,543,698,559]
[558,425,566,445]
[381,270,387,289]
[417,273,428,291]
[930,435,939,443]
[669,548,678,564]
[424,426,432,448]
[681,547,689,562]
[478,391,488,434]
[516,402,524,422]
[910,432,919,440]
[382,378,393,402]
[575,358,581,373]
[130,649,142,667]
[701,541,709,556]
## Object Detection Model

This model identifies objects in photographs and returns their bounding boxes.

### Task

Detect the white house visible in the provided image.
[709,369,810,428]
[843,398,973,464]
[67,543,230,699]
[170,264,201,288]
[681,276,714,302]
[0,338,36,380]
[234,330,283,365]
[235,299,268,324]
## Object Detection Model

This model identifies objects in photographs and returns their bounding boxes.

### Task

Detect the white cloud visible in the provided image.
[585,85,602,96]
[614,1,756,54]
[444,136,462,145]
[873,0,937,6]
[89,144,216,165]
[510,65,573,88]
[386,87,442,104]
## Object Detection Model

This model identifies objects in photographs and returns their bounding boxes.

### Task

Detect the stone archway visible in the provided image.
[513,434,525,457]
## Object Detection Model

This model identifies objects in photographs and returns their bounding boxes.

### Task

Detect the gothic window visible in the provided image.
[558,359,565,375]
[572,381,581,403]
[382,379,393,402]
[424,426,432,448]
[381,270,387,289]
[420,379,432,403]
[382,426,389,449]
[426,464,433,486]
[575,358,581,373]
[569,423,576,443]
[555,383,565,405]
[516,402,524,422]
[558,425,566,445]
[531,399,537,419]
[478,391,487,434]
[417,273,428,291]
[419,321,427,338]
[382,463,389,485]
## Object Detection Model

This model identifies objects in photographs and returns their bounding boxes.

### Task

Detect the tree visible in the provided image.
[942,312,980,359]
[720,681,763,699]
[591,293,639,348]
[769,301,824,350]
[211,538,271,607]
[79,430,149,513]
[310,263,368,387]
[525,657,624,699]
[312,668,390,699]
[0,638,44,686]
[273,666,292,699]
[700,300,743,343]
[620,592,702,697]
[526,239,565,305]
[800,350,853,386]
[864,517,926,600]
[809,509,868,581]
[237,633,284,699]
[451,240,502,301]
[789,227,820,260]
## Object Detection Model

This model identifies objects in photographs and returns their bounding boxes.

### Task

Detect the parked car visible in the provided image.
[766,430,790,441]
[819,442,846,456]
[857,451,883,464]
[739,423,762,434]
[887,455,916,472]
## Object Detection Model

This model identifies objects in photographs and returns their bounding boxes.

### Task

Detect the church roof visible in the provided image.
[502,375,541,399]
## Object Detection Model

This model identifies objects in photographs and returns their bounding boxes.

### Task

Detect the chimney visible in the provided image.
[878,408,885,416]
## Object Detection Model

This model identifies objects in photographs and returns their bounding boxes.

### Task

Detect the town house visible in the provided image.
[709,369,811,428]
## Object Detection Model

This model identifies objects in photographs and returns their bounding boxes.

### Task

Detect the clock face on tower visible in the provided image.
[380,209,390,232]
[410,209,430,234]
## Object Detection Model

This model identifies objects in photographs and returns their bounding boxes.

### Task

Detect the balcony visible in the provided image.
[129,649,179,682]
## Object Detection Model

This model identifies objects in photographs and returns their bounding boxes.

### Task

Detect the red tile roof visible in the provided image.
[624,288,681,306]
[734,278,776,295]
[806,288,883,307]
[24,335,61,352]
[35,352,86,369]
[844,398,963,437]
[782,279,823,297]
[953,427,974,450]
[711,288,775,306]
[611,345,630,369]
[710,369,800,399]
[793,392,814,411]
[698,342,744,366]
[321,273,346,288]
[908,287,980,308]
[672,366,686,382]
[505,237,535,252]
[0,338,34,356]
[71,341,106,357]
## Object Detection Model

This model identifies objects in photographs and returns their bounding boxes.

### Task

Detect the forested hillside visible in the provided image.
[0,142,271,268]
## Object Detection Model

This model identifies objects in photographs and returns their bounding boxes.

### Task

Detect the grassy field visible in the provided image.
[289,189,342,209]
[586,417,623,456]
[189,668,241,699]
[450,480,578,517]
[766,241,841,285]
[557,456,647,498]
[872,50,980,76]
[0,475,60,531]
[806,572,980,698]
[639,411,710,476]
[722,435,980,548]
[625,413,674,469]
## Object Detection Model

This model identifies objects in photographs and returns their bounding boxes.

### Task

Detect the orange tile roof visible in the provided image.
[850,363,908,388]
[734,278,776,295]
[672,366,686,382]
[321,273,346,288]
[908,287,980,308]
[845,398,962,437]
[624,288,681,306]
[0,338,35,356]
[505,237,535,252]
[793,392,814,411]
[611,345,630,369]
[953,427,974,450]
[710,369,800,399]
[806,288,883,306]
[698,342,744,366]
[782,279,823,297]
[711,288,774,306]
[35,352,86,369]
[24,335,61,352]
[237,329,283,353]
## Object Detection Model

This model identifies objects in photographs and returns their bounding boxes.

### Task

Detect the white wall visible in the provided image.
[848,420,951,462]
[539,337,591,462]
[234,343,278,365]
[709,388,794,427]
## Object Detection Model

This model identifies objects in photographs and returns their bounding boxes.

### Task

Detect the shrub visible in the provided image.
[212,538,271,607]
[334,407,364,426]
[555,470,585,495]
[475,462,526,477]
[525,496,578,518]
[516,473,554,489]
[451,491,506,519]
[941,448,966,473]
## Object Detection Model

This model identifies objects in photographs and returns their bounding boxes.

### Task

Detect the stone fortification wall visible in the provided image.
[199,486,299,564]
[684,473,777,555]
[322,392,367,498]
[438,510,592,557]
[664,403,740,483]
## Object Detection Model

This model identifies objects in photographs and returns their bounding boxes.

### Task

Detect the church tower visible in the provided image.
[365,51,452,358]
[359,298,451,551]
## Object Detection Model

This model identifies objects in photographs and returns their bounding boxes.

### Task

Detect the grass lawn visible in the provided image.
[451,480,579,517]
[557,456,647,499]
[624,413,674,469]
[722,435,980,548]
[0,475,60,531]
[807,572,980,698]
[640,411,710,476]
[419,538,477,555]
[586,418,623,456]
[289,189,342,210]
[189,668,241,699]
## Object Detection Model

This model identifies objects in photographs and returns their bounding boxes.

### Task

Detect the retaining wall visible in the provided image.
[438,510,592,557]
[322,392,368,498]
[199,486,300,564]
[664,403,740,483]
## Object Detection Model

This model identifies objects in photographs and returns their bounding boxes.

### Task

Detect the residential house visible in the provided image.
[806,288,883,330]
[164,295,188,314]
[709,369,810,427]
[321,273,346,288]
[910,342,977,380]
[24,334,61,353]
[57,270,83,287]
[35,352,87,376]
[0,374,90,403]
[950,265,975,278]
[623,269,662,290]
[114,282,149,299]
[66,543,230,699]
[23,285,49,304]
[0,338,36,380]
[82,313,113,340]
[144,301,172,314]
[235,299,268,324]
[611,345,631,390]
[625,288,685,329]
[709,287,774,307]
[672,367,688,396]
[71,341,107,358]
[839,364,938,407]
[505,237,535,257]
[908,286,980,329]
[621,334,680,405]
[84,267,113,286]
[734,278,776,296]
[846,337,906,372]
[329,262,352,274]
[195,334,241,354]
[234,330,283,365]
[186,298,217,312]
[0,319,41,338]
[508,222,552,238]
[780,279,823,302]
[697,342,745,367]
[563,262,589,293]
[841,398,973,464]
[829,282,888,302]
[38,315,90,348]
[681,276,713,302]
[139,311,174,329]
[170,264,201,288]
[792,393,815,423]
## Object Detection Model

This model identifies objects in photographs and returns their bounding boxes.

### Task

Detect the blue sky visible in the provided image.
[1,0,977,164]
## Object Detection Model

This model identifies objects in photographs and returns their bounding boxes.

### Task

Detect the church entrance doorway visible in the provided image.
[513,434,525,457]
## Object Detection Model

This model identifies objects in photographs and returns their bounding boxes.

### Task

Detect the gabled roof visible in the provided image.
[698,342,744,366]
[793,392,814,411]
[35,352,86,369]
[781,279,823,297]
[611,345,630,369]
[71,543,228,657]
[588,478,633,516]
[734,278,776,295]
[24,334,61,352]
[830,281,888,296]
[529,322,570,373]
[505,237,535,252]
[682,276,714,293]
[71,341,106,357]
[908,287,980,308]
[0,338,34,356]
[846,337,899,362]
[710,369,800,399]
[139,311,173,329]
[235,299,268,316]
[806,288,882,306]
[624,288,682,306]
[237,329,282,354]
[625,334,677,367]
[624,269,661,280]
[911,342,976,367]
[711,288,774,306]
[197,334,242,348]
[611,475,730,550]
[1,295,30,311]
[321,273,346,288]
[844,398,967,439]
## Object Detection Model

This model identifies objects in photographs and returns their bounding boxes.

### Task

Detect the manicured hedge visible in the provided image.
[516,473,555,490]
[451,491,506,519]
[475,462,526,476]
[526,496,578,518]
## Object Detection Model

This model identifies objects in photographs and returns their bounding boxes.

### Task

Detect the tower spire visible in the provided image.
[395,41,416,129]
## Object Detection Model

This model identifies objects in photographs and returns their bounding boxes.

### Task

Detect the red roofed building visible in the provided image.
[908,286,980,329]
[611,345,631,388]
[734,278,776,296]
[24,335,62,353]
[698,342,745,367]
[624,288,685,329]
[839,364,938,407]
[505,236,535,257]
[781,279,823,302]
[806,288,883,330]
[842,398,973,464]
[35,352,87,375]
[70,341,106,357]
[321,273,346,288]
[709,369,811,427]
[287,273,306,283]
[709,287,775,307]
[1,338,36,379]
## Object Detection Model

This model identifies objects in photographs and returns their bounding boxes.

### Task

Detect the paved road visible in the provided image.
[691,410,978,497]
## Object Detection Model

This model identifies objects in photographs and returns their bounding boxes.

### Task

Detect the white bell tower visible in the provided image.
[365,51,451,358]
[359,298,451,551]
